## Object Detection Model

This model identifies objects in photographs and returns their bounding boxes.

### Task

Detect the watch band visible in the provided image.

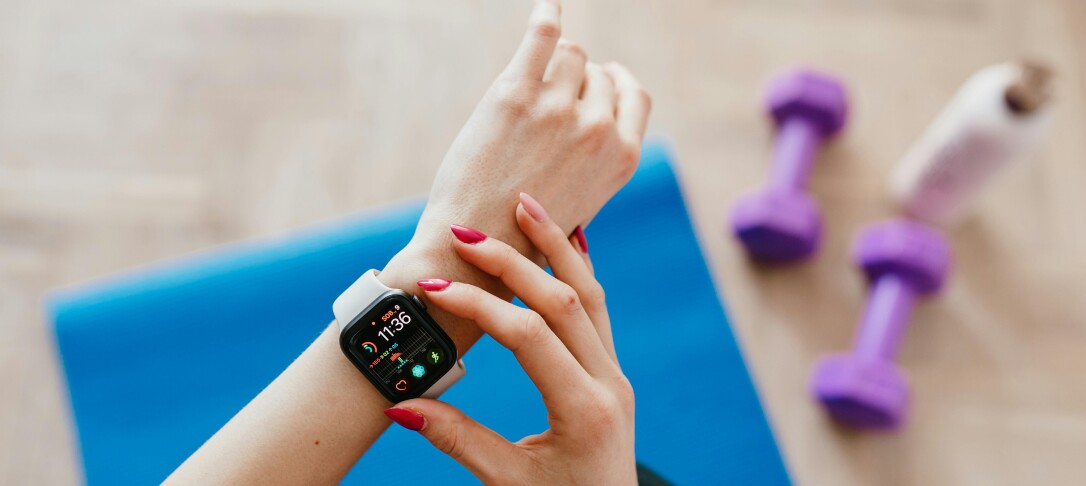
[333,269,465,399]
[333,270,391,332]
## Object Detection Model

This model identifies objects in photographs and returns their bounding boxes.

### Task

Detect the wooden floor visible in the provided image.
[2,0,1085,484]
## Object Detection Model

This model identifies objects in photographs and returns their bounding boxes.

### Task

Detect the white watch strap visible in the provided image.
[422,358,466,399]
[333,270,389,331]
[333,269,465,397]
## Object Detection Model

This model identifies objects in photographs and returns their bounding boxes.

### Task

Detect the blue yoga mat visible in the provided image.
[48,141,790,485]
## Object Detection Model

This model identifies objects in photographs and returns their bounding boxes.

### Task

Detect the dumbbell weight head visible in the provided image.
[810,220,951,428]
[765,69,849,137]
[811,356,907,428]
[730,191,821,261]
[730,69,849,262]
[854,220,950,294]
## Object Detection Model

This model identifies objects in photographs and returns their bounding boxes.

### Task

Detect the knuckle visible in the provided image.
[551,283,583,316]
[535,100,576,125]
[578,390,622,433]
[581,114,615,140]
[518,310,550,349]
[494,243,522,279]
[490,78,535,117]
[605,62,632,83]
[434,419,469,460]
[618,141,641,174]
[583,281,606,306]
[603,61,623,75]
[558,40,587,62]
[530,18,561,41]
[608,143,641,182]
[612,376,635,409]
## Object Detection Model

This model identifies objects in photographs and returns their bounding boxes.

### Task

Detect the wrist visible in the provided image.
[373,199,548,357]
[375,238,490,355]
[417,198,544,265]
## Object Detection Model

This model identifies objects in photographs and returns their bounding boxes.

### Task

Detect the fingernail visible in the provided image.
[417,278,452,292]
[384,407,425,431]
[450,224,487,244]
[573,226,589,253]
[519,192,549,223]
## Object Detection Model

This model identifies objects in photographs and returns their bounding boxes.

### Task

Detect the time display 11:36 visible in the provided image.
[377,308,412,341]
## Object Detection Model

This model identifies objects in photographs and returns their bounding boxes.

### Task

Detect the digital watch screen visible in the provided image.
[339,291,458,401]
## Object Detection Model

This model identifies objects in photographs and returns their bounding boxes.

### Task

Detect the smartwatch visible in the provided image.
[334,270,465,401]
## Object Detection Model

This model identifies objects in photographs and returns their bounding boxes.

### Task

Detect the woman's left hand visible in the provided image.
[385,192,636,485]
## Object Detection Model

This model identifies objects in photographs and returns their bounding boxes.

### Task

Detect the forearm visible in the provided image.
[165,207,533,484]
[167,0,651,476]
[163,322,387,484]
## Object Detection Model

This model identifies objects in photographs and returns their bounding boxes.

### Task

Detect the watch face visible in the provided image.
[340,292,457,401]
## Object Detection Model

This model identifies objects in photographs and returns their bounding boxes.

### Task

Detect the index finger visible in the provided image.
[418,280,591,410]
[503,0,563,80]
[516,193,617,361]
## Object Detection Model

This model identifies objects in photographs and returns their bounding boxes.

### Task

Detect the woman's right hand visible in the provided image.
[387,193,636,485]
[413,0,652,252]
[379,0,649,356]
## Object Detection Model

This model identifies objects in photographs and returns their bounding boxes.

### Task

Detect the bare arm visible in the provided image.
[165,0,651,483]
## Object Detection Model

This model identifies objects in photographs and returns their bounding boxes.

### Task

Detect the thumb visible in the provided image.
[385,398,522,481]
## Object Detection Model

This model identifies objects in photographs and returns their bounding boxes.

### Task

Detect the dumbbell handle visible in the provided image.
[852,274,917,361]
[769,117,824,191]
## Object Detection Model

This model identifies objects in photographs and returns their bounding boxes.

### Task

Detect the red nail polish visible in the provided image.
[384,407,425,431]
[573,226,589,253]
[417,278,451,291]
[519,192,549,222]
[450,224,487,244]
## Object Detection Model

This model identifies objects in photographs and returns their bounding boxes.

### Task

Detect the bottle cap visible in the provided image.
[1004,60,1053,114]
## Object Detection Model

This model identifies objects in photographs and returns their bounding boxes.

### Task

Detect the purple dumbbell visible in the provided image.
[810,219,951,428]
[730,69,849,261]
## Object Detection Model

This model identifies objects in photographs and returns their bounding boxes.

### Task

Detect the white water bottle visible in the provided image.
[891,61,1053,225]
